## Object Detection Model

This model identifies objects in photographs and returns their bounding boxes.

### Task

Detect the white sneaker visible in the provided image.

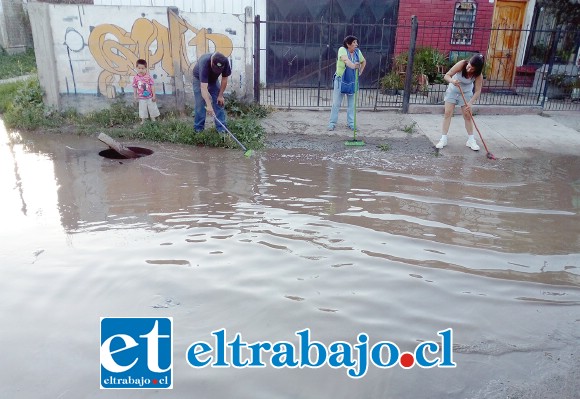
[466,137,480,151]
[435,136,447,149]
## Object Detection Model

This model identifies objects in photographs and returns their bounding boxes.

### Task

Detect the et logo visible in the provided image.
[100,317,172,389]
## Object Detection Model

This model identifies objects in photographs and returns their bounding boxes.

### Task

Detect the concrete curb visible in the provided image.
[0,74,36,85]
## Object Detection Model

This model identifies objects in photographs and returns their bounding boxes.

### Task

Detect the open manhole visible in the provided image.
[99,146,154,159]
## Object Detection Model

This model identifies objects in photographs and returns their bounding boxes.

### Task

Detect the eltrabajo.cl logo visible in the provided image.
[100,317,172,389]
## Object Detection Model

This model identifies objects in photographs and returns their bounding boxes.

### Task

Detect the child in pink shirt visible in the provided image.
[132,59,160,124]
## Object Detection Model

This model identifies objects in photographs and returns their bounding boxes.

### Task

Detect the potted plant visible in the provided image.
[571,77,580,102]
[394,53,408,75]
[546,73,577,99]
[414,47,449,84]
[380,71,404,95]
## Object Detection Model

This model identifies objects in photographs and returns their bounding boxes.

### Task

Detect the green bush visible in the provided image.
[414,47,449,83]
[0,81,24,113]
[227,116,265,150]
[0,79,266,151]
[225,91,272,118]
[394,47,449,84]
[380,71,404,91]
[84,97,138,127]
[547,73,579,89]
[2,78,48,129]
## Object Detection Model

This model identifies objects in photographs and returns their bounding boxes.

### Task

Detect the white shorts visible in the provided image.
[444,85,473,107]
[139,98,160,119]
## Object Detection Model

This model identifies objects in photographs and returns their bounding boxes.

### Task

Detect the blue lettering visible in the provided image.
[297,329,327,367]
[186,342,212,367]
[271,342,298,367]
[347,333,369,378]
[415,341,439,367]
[227,333,248,367]
[247,341,272,367]
[328,341,355,368]
[370,341,399,368]
[212,329,229,367]
[438,328,456,367]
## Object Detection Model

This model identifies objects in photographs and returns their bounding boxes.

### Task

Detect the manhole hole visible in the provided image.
[99,146,154,159]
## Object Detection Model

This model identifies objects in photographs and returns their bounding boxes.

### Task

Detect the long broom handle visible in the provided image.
[457,85,490,154]
[354,68,358,136]
[214,116,248,152]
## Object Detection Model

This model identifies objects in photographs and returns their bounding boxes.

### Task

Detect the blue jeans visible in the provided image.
[193,77,226,132]
[328,74,355,129]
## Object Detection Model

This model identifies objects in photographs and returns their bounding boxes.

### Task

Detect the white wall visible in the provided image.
[93,0,268,85]
[0,0,6,50]
[516,0,536,67]
[93,0,266,16]
[28,3,253,111]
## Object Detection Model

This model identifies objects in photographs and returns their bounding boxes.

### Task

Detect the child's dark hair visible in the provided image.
[462,54,484,78]
[136,59,147,68]
[343,35,358,48]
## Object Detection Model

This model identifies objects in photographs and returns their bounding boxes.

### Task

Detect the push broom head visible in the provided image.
[244,149,254,157]
[344,139,365,146]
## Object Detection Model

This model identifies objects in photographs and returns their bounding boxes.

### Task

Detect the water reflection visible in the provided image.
[1,126,579,398]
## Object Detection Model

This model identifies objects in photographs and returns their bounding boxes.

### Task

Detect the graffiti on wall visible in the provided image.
[87,11,234,98]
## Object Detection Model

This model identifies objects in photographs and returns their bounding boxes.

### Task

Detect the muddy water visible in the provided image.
[1,127,579,399]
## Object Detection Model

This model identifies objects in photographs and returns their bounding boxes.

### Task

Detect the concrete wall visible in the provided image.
[93,0,268,85]
[27,3,254,113]
[0,0,30,54]
[93,0,266,15]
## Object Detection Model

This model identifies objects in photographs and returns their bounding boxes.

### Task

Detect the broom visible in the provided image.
[458,85,496,160]
[345,68,365,146]
[214,116,254,157]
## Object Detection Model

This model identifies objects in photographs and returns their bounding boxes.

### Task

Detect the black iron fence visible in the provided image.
[254,16,580,111]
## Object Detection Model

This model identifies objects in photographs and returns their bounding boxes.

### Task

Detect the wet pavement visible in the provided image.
[1,121,579,398]
[262,109,580,159]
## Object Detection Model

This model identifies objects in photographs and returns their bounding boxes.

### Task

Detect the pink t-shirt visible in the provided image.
[132,73,154,99]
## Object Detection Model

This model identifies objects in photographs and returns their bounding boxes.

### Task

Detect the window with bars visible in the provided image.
[451,1,477,45]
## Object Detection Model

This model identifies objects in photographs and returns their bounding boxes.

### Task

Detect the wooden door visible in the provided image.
[487,0,527,87]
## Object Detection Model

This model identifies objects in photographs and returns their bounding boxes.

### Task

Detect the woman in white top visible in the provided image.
[436,54,485,151]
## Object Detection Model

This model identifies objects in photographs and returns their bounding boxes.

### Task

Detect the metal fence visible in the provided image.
[254,16,580,111]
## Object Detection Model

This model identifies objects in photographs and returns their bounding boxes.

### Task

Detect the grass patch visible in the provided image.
[0,80,269,151]
[402,122,417,134]
[0,80,25,113]
[378,143,391,151]
[0,48,37,80]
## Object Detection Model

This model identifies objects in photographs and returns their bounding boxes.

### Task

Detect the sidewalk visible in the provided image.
[261,109,580,158]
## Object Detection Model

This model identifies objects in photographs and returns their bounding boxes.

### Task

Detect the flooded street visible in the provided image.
[1,124,579,398]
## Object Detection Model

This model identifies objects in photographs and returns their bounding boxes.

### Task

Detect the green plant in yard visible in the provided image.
[2,78,48,129]
[394,52,408,73]
[0,81,24,113]
[84,96,138,127]
[403,121,417,134]
[394,47,449,84]
[377,143,391,151]
[227,116,265,150]
[414,47,448,83]
[547,73,578,89]
[225,91,272,118]
[380,71,404,92]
